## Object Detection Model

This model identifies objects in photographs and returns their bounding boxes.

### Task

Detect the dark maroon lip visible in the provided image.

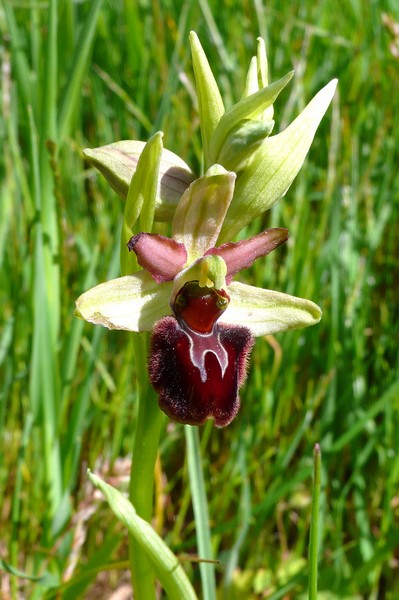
[147,275,254,428]
[149,314,254,428]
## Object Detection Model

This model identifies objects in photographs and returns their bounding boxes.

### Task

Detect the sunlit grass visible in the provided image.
[1,0,398,597]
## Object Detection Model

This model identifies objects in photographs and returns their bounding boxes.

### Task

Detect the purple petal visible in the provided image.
[149,316,254,427]
[128,233,187,282]
[206,228,288,282]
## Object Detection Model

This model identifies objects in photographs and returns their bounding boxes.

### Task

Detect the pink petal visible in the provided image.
[128,233,187,283]
[206,228,288,282]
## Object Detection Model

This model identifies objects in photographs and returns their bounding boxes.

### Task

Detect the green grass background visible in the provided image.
[1,0,399,598]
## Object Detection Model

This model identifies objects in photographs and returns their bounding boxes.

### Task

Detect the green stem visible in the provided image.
[128,334,164,600]
[308,443,321,600]
[185,425,217,600]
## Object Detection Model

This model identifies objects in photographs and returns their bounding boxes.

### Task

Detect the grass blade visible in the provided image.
[185,426,217,600]
[58,0,104,144]
[89,471,198,600]
[308,443,321,600]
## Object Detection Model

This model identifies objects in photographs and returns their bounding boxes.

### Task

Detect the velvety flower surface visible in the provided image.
[76,165,322,427]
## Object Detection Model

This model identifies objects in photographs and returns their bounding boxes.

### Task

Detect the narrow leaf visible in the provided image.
[58,0,104,143]
[219,79,338,242]
[242,56,259,98]
[185,427,217,600]
[256,37,274,120]
[189,31,225,169]
[209,71,293,165]
[121,132,163,276]
[308,444,322,600]
[2,2,32,111]
[217,118,274,172]
[88,471,198,600]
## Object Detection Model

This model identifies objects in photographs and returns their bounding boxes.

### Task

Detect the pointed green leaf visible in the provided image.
[75,272,172,332]
[84,141,195,222]
[242,56,259,98]
[2,2,32,111]
[189,31,225,169]
[88,471,198,600]
[172,165,236,263]
[217,118,274,172]
[120,132,163,276]
[208,71,293,165]
[256,37,274,121]
[241,39,271,99]
[219,79,338,242]
[256,38,269,88]
[0,559,59,587]
[221,281,322,336]
[58,0,104,143]
[138,133,163,232]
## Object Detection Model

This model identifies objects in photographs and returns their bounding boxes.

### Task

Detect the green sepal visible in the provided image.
[83,140,195,222]
[219,79,338,242]
[88,471,198,600]
[120,132,163,276]
[221,281,322,336]
[217,118,274,172]
[189,31,225,170]
[208,71,293,167]
[74,272,172,332]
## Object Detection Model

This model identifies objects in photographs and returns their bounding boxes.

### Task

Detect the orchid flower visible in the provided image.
[76,34,337,427]
[76,164,321,427]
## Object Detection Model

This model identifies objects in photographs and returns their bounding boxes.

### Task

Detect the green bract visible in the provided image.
[219,79,338,242]
[206,70,294,167]
[83,33,336,242]
[189,31,225,167]
[217,118,274,173]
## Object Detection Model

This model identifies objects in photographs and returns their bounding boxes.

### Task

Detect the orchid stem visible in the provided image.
[129,333,165,600]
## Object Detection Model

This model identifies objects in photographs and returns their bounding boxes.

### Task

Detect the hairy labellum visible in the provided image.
[149,317,254,427]
[148,279,253,427]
